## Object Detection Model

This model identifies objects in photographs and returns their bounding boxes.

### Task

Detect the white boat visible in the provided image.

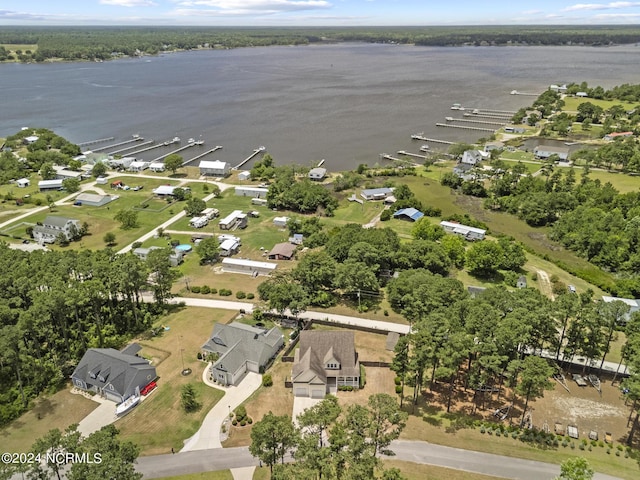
[195,140,204,145]
[188,137,195,144]
[115,394,140,415]
[419,145,430,152]
[172,136,181,144]
[451,103,461,110]
[411,132,427,141]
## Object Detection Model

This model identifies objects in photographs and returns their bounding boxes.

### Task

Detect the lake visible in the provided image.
[1,43,639,171]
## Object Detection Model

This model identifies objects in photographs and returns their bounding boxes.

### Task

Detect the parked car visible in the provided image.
[568,285,576,293]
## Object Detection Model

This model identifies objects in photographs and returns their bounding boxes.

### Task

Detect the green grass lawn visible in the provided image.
[498,159,541,174]
[586,170,640,194]
[499,150,536,162]
[562,96,637,113]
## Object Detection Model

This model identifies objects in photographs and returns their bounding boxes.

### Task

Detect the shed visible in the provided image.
[308,167,327,181]
[237,171,251,181]
[517,276,527,289]
[74,193,116,207]
[96,176,108,185]
[273,216,290,228]
[268,242,297,260]
[16,178,30,188]
[393,208,424,222]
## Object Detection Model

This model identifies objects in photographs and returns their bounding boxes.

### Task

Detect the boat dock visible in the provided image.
[78,136,115,147]
[182,145,222,166]
[436,123,496,133]
[108,140,154,155]
[420,138,455,145]
[317,159,325,167]
[397,150,428,160]
[470,108,516,115]
[381,154,419,166]
[91,136,145,152]
[511,90,541,96]
[464,112,513,119]
[127,142,166,157]
[151,142,198,163]
[233,146,266,170]
[446,118,506,126]
[411,133,428,141]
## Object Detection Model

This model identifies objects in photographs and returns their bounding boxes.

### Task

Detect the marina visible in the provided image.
[150,141,199,163]
[127,141,168,157]
[233,146,266,170]
[91,135,145,152]
[108,139,154,155]
[436,123,496,133]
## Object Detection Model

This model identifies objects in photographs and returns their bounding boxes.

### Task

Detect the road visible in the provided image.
[134,440,622,480]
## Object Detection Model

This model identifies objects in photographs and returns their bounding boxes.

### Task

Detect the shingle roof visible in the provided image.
[292,331,359,383]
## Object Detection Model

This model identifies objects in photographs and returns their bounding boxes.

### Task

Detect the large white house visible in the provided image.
[199,160,230,177]
[32,216,81,244]
[440,221,486,241]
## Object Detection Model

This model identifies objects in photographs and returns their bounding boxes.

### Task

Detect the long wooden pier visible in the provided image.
[470,108,516,115]
[421,138,455,145]
[397,150,428,160]
[436,123,496,133]
[182,145,222,166]
[233,146,265,170]
[92,136,144,152]
[447,118,506,126]
[108,140,154,155]
[465,112,513,119]
[127,142,166,157]
[151,143,197,163]
[78,136,115,147]
[381,154,419,166]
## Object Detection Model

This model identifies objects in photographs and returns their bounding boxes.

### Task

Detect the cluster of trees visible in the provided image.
[0,424,141,480]
[250,154,276,180]
[566,82,640,103]
[572,138,640,173]
[249,394,407,479]
[0,245,176,425]
[267,165,338,215]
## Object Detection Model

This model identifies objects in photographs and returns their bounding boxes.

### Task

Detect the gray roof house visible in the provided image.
[32,216,81,244]
[533,145,570,161]
[70,344,156,403]
[292,330,360,398]
[461,149,489,165]
[202,322,284,386]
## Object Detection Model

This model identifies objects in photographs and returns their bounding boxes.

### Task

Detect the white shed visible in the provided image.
[17,178,30,188]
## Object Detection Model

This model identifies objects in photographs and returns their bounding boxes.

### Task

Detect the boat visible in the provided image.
[188,137,195,144]
[172,136,181,144]
[194,140,204,145]
[451,103,461,110]
[445,116,454,121]
[511,90,518,95]
[411,132,427,141]
[419,145,430,152]
[115,394,140,415]
[587,374,601,393]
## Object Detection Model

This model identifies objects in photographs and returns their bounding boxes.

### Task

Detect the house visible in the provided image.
[38,179,64,191]
[152,185,184,196]
[189,216,209,228]
[484,141,504,152]
[128,161,149,172]
[268,242,297,260]
[533,145,570,161]
[221,258,277,276]
[202,322,284,386]
[550,84,567,93]
[74,193,116,207]
[32,216,81,244]
[461,150,488,166]
[24,135,39,144]
[16,178,30,188]
[219,210,247,230]
[308,167,327,181]
[393,208,424,222]
[601,296,640,326]
[453,162,474,178]
[148,162,166,172]
[360,187,394,201]
[292,330,360,398]
[133,246,184,267]
[219,238,240,257]
[234,186,269,199]
[70,344,157,404]
[576,91,588,98]
[108,157,135,169]
[604,132,633,141]
[517,276,527,288]
[504,126,526,134]
[53,166,84,181]
[273,216,290,228]
[440,221,486,241]
[201,208,219,220]
[199,160,230,177]
[237,171,251,181]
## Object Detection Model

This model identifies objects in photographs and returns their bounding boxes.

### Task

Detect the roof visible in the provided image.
[200,160,228,169]
[235,186,269,194]
[292,330,359,384]
[268,242,296,258]
[43,215,77,228]
[221,258,277,270]
[534,145,570,155]
[440,221,486,235]
[309,167,327,177]
[71,347,156,399]
[17,177,30,183]
[149,162,165,169]
[602,296,640,309]
[219,210,244,225]
[153,185,177,195]
[393,208,424,221]
[38,179,64,187]
[361,187,393,197]
[219,238,239,251]
[75,193,110,203]
[202,322,283,373]
[454,163,474,172]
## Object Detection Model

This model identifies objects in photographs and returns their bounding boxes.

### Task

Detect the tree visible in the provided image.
[184,197,206,216]
[391,335,410,405]
[250,412,297,474]
[181,383,200,412]
[29,424,82,480]
[465,241,503,278]
[195,237,220,265]
[440,234,466,269]
[146,248,177,304]
[516,356,553,424]
[114,209,139,230]
[40,161,56,180]
[62,177,81,193]
[555,457,594,480]
[91,161,107,178]
[297,395,341,447]
[411,218,444,241]
[164,153,183,175]
[103,232,116,246]
[258,274,309,317]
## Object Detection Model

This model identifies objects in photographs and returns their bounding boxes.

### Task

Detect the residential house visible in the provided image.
[74,193,116,207]
[32,216,81,244]
[108,157,135,170]
[292,330,360,398]
[549,84,568,93]
[308,167,327,181]
[219,238,240,257]
[533,145,570,161]
[453,162,474,178]
[53,166,84,181]
[360,187,394,201]
[133,246,184,267]
[461,150,489,166]
[484,141,504,153]
[201,208,219,220]
[221,258,277,276]
[440,220,486,241]
[504,126,526,134]
[601,296,640,326]
[202,322,284,386]
[268,242,297,260]
[70,344,157,403]
[152,185,189,197]
[393,208,424,222]
[128,161,149,172]
[219,210,247,230]
[23,135,39,144]
[148,162,166,173]
[38,179,64,191]
[189,216,209,228]
[234,186,269,199]
[199,160,230,177]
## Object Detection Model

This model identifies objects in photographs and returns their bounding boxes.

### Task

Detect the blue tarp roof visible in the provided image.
[393,208,424,222]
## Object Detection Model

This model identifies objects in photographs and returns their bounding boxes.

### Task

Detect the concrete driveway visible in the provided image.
[292,396,322,426]
[181,371,262,451]
[76,394,117,437]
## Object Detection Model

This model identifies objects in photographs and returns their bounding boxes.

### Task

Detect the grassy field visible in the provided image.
[0,387,99,453]
[383,461,502,480]
[116,306,236,455]
[499,159,541,174]
[562,96,637,113]
[498,150,536,162]
[586,170,640,194]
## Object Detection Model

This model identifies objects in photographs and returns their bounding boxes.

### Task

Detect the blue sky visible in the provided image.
[1,1,640,26]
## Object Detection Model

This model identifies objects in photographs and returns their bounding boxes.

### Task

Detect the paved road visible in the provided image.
[134,440,623,480]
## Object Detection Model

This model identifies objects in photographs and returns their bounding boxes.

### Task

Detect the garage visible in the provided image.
[311,389,325,399]
[295,387,308,397]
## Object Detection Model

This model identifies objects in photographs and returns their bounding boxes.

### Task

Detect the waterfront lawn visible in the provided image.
[116,306,235,455]
[562,96,637,113]
[499,150,536,162]
[498,159,540,174]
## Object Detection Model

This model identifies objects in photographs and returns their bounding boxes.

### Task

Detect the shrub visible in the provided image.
[132,241,142,249]
[232,419,238,426]
[236,291,246,299]
[248,417,253,424]
[480,427,486,434]
[247,293,255,299]
[219,289,232,296]
[197,352,202,360]
[262,374,273,387]
[235,405,247,422]
[394,376,402,385]
[210,288,217,294]
[240,419,247,426]
[201,285,211,294]
[384,310,389,316]
[395,385,403,394]
[191,286,201,293]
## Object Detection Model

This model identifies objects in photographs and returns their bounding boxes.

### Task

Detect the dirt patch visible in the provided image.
[536,269,554,300]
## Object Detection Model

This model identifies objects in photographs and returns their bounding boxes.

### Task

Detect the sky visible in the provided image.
[1,1,640,26]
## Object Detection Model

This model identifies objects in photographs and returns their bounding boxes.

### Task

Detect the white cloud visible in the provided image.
[563,2,640,11]
[100,0,158,6]
[176,0,331,14]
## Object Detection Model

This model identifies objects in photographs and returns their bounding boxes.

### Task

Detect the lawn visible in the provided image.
[586,170,640,194]
[116,306,237,455]
[499,159,541,174]
[562,96,637,113]
[383,461,502,480]
[498,150,536,162]
[0,387,99,453]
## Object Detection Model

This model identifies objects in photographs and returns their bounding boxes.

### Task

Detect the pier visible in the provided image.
[108,140,154,155]
[182,145,222,166]
[233,146,266,170]
[411,133,428,141]
[381,154,419,166]
[397,150,429,160]
[436,123,496,133]
[127,142,166,157]
[91,136,144,152]
[446,118,506,127]
[470,108,516,115]
[464,112,513,119]
[151,142,198,163]
[78,136,115,147]
[511,90,541,96]
[420,138,455,145]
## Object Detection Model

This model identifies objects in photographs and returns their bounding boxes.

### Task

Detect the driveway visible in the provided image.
[181,371,262,451]
[76,394,117,437]
[292,396,322,426]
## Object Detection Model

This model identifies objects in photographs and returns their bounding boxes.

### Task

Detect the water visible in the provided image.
[1,43,639,171]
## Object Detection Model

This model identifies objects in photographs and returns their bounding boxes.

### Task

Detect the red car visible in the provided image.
[140,381,157,396]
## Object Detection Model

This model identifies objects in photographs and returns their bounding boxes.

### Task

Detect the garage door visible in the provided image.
[295,388,308,397]
[311,389,325,399]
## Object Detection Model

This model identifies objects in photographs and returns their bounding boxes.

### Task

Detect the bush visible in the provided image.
[132,241,142,249]
[236,291,246,299]
[201,285,211,294]
[246,292,255,299]
[191,286,201,293]
[232,419,238,426]
[210,288,217,294]
[395,385,403,394]
[240,419,247,426]
[197,352,202,360]
[219,289,232,296]
[235,405,247,422]
[383,310,389,316]
[248,417,253,424]
[394,376,402,385]
[262,374,273,387]
[380,209,392,221]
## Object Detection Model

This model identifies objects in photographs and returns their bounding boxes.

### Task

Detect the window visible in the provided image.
[326,363,340,370]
